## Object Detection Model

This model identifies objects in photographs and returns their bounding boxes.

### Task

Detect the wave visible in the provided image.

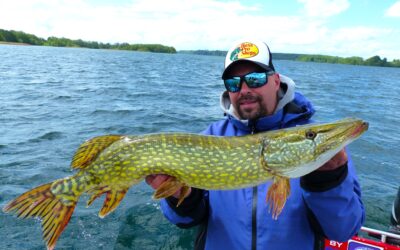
[90,108,145,116]
[28,131,64,142]
[54,95,72,100]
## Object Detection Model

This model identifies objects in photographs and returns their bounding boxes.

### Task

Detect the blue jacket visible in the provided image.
[160,91,365,250]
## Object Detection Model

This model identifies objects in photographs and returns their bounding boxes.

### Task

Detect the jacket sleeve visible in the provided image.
[300,150,365,242]
[159,125,217,228]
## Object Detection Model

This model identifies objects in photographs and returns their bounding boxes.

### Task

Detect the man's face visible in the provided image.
[224,61,280,120]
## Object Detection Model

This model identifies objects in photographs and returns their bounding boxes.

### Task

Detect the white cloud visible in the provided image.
[0,0,399,60]
[386,1,400,17]
[316,27,399,58]
[297,0,350,17]
[0,0,258,45]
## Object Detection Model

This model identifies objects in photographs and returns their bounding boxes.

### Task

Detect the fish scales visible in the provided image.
[88,133,266,190]
[2,118,369,250]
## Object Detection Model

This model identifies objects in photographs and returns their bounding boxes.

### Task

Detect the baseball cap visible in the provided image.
[222,39,275,79]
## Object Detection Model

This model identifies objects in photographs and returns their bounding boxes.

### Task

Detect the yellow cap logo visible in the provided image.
[230,42,259,61]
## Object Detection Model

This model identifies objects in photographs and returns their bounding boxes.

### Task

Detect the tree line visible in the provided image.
[296,54,400,68]
[179,50,400,68]
[2,29,399,67]
[0,29,176,53]
[179,50,227,56]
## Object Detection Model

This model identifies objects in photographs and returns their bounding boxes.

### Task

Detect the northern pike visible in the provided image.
[3,118,368,250]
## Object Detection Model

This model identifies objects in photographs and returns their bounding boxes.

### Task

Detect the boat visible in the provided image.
[324,187,400,249]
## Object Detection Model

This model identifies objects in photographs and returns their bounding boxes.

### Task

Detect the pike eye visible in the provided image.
[305,130,317,140]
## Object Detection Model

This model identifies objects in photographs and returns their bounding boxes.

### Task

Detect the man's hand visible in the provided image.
[145,174,192,199]
[317,149,348,171]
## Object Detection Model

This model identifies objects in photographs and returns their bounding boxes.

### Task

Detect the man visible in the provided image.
[146,39,364,250]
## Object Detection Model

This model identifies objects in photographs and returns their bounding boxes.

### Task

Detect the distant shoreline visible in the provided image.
[179,50,400,68]
[0,28,176,54]
[1,28,399,68]
[0,41,30,46]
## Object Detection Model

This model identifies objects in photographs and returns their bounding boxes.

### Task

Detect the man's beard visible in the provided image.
[235,94,267,120]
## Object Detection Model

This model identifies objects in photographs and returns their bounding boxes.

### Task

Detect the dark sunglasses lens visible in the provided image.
[243,72,267,88]
[224,78,241,92]
[223,71,272,92]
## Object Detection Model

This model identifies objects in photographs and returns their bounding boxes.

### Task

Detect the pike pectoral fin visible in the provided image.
[177,185,191,207]
[266,176,291,220]
[153,177,189,206]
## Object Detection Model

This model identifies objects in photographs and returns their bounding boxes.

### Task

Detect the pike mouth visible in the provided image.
[279,119,369,178]
[351,121,369,138]
[323,121,368,151]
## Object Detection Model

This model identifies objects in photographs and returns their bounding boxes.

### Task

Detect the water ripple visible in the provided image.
[28,131,64,143]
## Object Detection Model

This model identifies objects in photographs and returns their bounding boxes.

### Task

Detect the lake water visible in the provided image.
[0,45,399,249]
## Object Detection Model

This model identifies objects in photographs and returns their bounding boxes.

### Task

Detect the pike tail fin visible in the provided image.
[266,176,291,220]
[2,182,77,250]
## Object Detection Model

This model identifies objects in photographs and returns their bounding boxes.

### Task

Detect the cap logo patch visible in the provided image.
[230,42,259,61]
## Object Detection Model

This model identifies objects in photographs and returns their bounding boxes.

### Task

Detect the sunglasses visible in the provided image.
[223,71,275,93]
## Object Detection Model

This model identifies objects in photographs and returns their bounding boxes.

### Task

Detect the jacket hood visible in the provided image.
[219,74,315,132]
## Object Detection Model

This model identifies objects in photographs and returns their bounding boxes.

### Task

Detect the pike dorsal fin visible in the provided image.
[71,135,124,169]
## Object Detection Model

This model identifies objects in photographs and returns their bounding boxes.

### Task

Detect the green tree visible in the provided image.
[364,55,384,66]
[391,59,400,67]
[0,29,17,42]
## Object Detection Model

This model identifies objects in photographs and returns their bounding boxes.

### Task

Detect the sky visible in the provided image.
[1,0,400,60]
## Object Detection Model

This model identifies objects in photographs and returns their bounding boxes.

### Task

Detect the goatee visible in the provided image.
[236,94,267,120]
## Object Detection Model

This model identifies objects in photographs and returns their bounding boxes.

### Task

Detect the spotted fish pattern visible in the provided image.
[2,118,368,250]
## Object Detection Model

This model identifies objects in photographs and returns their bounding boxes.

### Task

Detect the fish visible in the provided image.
[2,118,368,250]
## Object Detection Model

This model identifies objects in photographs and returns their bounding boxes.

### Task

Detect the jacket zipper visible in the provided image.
[252,187,258,250]
[251,124,257,250]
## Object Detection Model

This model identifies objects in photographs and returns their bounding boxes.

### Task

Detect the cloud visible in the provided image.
[316,26,399,58]
[0,0,399,60]
[0,0,258,45]
[0,0,313,48]
[386,1,400,17]
[297,0,350,17]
